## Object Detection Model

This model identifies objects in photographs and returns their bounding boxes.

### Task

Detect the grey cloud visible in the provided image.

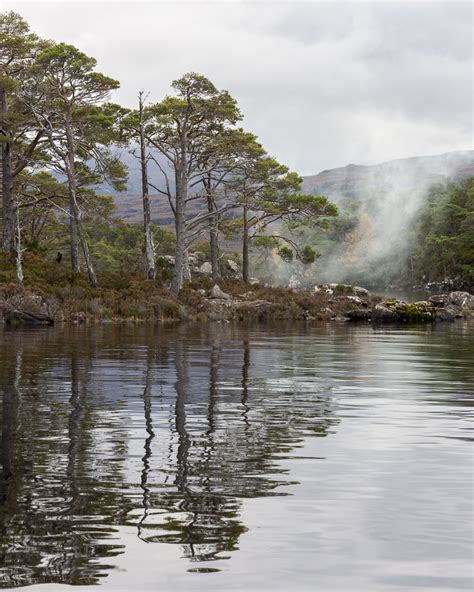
[5,0,473,174]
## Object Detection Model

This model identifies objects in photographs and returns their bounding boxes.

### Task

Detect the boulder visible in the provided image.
[4,309,54,325]
[346,295,364,305]
[353,286,370,297]
[198,262,213,276]
[249,277,260,286]
[319,306,334,318]
[372,303,401,323]
[70,312,87,324]
[204,300,234,321]
[429,293,451,307]
[209,284,232,300]
[405,301,434,322]
[289,276,301,289]
[371,300,434,323]
[346,309,372,321]
[314,285,333,296]
[449,291,473,309]
[222,259,241,278]
[434,307,457,322]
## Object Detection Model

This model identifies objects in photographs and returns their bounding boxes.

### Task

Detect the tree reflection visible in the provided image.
[138,345,156,541]
[0,324,339,586]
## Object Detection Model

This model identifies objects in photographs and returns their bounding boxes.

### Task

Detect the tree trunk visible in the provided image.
[183,248,191,282]
[206,177,220,280]
[15,206,23,282]
[69,189,80,272]
[65,110,97,286]
[242,205,249,283]
[171,168,187,295]
[139,92,156,280]
[1,84,15,253]
[66,169,97,286]
[76,210,98,287]
[65,110,80,273]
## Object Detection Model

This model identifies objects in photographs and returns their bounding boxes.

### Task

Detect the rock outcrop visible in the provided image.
[346,291,473,324]
[0,290,57,325]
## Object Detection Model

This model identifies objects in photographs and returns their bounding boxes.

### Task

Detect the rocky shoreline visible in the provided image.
[0,280,473,326]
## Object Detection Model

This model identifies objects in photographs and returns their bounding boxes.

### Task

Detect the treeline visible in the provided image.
[0,12,337,293]
[407,177,474,289]
[280,177,474,291]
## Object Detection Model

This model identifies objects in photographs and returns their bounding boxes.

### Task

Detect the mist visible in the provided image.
[255,151,474,289]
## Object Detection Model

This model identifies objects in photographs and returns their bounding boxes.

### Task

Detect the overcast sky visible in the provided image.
[5,0,473,175]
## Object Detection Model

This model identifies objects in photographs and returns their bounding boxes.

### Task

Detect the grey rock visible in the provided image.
[223,259,241,278]
[449,291,473,309]
[428,293,450,307]
[4,309,54,325]
[209,284,232,300]
[346,309,372,321]
[198,262,213,276]
[372,303,400,323]
[434,307,457,322]
[353,286,370,297]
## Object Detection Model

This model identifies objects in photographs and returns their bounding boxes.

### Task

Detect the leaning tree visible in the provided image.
[24,41,126,286]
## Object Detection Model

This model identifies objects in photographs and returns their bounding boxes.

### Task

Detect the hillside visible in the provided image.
[110,150,474,224]
[300,150,474,201]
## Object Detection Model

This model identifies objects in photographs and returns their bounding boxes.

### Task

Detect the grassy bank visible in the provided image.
[0,252,359,323]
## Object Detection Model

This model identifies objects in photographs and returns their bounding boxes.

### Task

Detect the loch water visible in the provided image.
[0,322,473,592]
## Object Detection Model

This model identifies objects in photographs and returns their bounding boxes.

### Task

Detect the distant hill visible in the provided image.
[300,150,474,201]
[110,150,474,224]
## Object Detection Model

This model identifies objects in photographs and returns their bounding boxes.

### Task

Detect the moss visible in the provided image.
[382,299,433,323]
[405,302,433,322]
[334,284,355,295]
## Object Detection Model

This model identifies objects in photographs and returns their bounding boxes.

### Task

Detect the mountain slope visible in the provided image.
[300,150,474,201]
[111,150,474,224]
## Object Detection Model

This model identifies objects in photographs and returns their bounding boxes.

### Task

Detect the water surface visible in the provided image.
[0,322,473,591]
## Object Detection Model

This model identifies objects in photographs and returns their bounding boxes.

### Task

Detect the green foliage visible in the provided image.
[409,177,474,288]
[252,235,280,249]
[277,246,294,261]
[299,245,318,264]
[0,14,333,290]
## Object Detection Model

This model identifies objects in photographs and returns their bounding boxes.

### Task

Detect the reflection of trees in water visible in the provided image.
[0,331,128,587]
[136,326,339,565]
[0,325,338,586]
[138,332,248,564]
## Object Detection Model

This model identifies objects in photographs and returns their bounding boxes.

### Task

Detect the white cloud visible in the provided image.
[5,0,473,173]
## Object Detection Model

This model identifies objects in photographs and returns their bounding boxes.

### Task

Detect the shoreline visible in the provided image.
[1,278,473,327]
